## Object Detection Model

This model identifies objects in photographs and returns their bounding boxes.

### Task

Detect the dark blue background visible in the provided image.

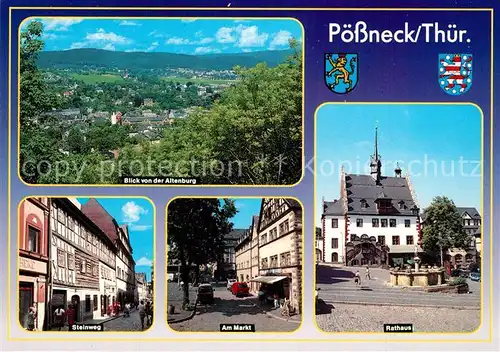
[0,1,497,343]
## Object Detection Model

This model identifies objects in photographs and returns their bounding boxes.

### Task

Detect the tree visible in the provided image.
[167,199,237,307]
[422,196,469,264]
[66,126,87,154]
[153,39,303,185]
[20,20,63,183]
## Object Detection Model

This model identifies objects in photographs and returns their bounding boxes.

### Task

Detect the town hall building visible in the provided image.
[320,128,423,267]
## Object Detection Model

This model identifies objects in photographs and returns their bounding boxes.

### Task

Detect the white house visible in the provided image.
[320,128,423,267]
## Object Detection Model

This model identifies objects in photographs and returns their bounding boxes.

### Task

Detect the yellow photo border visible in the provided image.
[10,195,157,337]
[313,102,490,342]
[164,196,305,335]
[7,5,494,344]
[14,15,306,188]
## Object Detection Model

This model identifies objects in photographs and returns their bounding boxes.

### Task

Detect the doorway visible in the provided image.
[19,282,34,329]
[71,295,80,322]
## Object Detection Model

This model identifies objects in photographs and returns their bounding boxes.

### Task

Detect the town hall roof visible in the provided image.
[322,127,418,217]
[344,174,417,215]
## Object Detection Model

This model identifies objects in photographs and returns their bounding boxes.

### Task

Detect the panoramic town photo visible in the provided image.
[314,104,482,333]
[18,18,303,186]
[166,197,303,332]
[18,197,154,332]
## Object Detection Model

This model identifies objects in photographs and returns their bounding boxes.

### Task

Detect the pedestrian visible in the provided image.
[124,302,131,318]
[145,301,152,326]
[365,266,371,280]
[146,302,153,325]
[258,287,265,305]
[138,300,146,330]
[273,293,280,309]
[53,306,65,331]
[27,303,37,331]
[354,270,361,286]
[66,304,75,328]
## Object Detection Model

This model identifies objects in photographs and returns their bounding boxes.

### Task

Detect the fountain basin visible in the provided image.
[389,267,445,287]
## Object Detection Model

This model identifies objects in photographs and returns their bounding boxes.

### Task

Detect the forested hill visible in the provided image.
[37,48,296,70]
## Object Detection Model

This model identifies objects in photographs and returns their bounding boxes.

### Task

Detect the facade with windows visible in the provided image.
[214,230,242,281]
[320,128,422,267]
[49,198,117,325]
[249,216,260,294]
[446,207,481,266]
[235,215,261,293]
[115,225,136,306]
[235,230,252,284]
[255,198,303,313]
[81,199,136,309]
[18,198,50,331]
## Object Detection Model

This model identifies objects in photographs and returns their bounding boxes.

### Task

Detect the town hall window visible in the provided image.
[27,226,39,253]
[377,236,385,245]
[372,218,379,227]
[381,219,388,228]
[331,238,338,249]
[390,219,396,227]
[406,236,414,245]
[392,236,400,245]
[404,220,411,228]
[331,218,338,228]
[356,218,363,227]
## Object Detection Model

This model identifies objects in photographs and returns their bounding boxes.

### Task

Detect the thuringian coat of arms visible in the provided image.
[324,53,358,94]
[438,54,473,95]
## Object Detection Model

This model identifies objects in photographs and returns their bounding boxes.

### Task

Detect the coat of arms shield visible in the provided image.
[324,53,358,94]
[438,54,473,95]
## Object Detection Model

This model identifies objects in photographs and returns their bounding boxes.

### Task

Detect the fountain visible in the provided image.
[389,248,445,288]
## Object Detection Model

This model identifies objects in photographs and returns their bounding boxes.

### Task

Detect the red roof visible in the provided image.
[81,198,119,242]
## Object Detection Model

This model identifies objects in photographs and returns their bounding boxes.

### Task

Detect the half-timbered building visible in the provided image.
[49,198,117,324]
[252,198,303,313]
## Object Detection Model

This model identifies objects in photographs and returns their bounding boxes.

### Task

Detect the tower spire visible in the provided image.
[370,124,382,183]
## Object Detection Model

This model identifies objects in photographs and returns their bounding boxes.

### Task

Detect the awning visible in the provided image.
[389,245,424,254]
[250,276,288,284]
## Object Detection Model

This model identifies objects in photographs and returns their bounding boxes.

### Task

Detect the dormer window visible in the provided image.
[398,200,405,209]
[360,199,367,208]
[377,200,391,210]
[411,206,419,216]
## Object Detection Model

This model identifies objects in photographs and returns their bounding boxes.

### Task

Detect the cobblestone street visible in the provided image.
[316,265,481,332]
[102,309,152,331]
[167,283,299,332]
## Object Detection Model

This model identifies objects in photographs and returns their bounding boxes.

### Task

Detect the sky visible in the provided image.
[230,198,262,230]
[77,197,154,281]
[315,104,482,226]
[22,18,302,55]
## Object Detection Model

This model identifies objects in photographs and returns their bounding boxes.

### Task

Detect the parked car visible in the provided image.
[231,282,250,297]
[227,279,237,290]
[197,283,215,304]
[469,271,481,282]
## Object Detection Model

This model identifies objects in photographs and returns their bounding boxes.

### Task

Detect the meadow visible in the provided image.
[70,73,125,84]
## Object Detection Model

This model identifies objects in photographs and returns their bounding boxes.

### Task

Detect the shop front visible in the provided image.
[19,256,48,331]
[251,273,291,307]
